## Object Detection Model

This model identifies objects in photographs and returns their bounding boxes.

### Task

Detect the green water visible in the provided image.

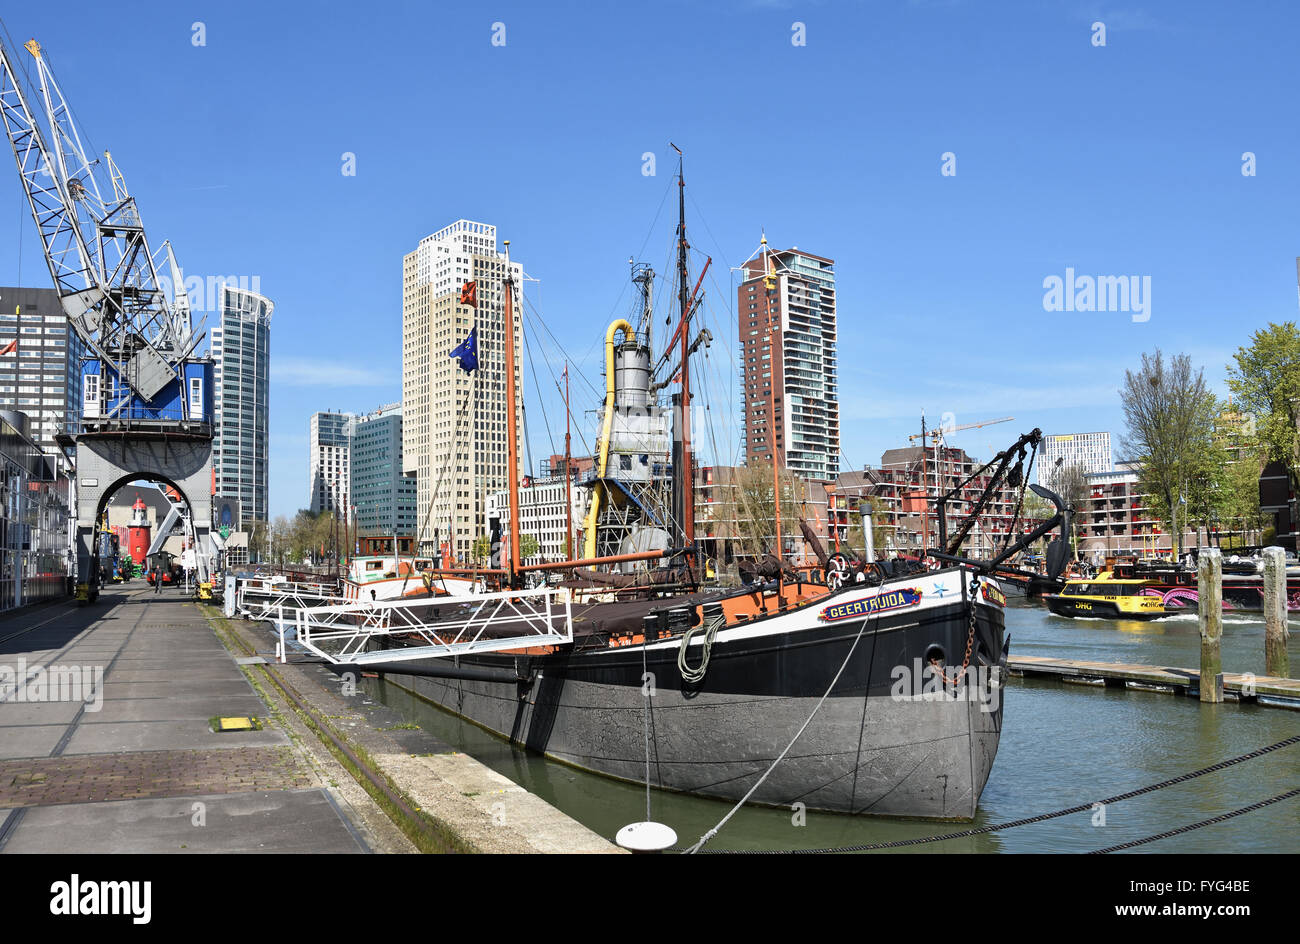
[360,601,1300,853]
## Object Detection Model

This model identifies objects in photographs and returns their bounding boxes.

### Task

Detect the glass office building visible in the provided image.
[211,286,273,530]
[0,286,88,451]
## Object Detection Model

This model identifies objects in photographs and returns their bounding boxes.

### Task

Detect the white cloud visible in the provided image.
[272,357,391,387]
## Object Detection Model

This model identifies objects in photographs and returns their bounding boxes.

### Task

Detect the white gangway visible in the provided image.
[291,587,574,666]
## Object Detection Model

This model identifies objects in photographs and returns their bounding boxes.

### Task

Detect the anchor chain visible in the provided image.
[930,587,979,688]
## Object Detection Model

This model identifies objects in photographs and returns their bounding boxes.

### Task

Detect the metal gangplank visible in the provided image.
[293,587,574,666]
[236,577,342,622]
[240,581,342,620]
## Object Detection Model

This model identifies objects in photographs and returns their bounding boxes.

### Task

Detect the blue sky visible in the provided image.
[3,0,1298,519]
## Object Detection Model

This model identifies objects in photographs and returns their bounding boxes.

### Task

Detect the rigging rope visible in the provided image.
[684,603,885,854]
[412,368,478,559]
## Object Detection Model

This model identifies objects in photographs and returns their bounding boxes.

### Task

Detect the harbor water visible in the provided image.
[358,600,1300,853]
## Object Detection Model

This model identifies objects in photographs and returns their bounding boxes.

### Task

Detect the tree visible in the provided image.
[1046,460,1089,511]
[1214,429,1266,547]
[268,516,292,568]
[843,503,888,557]
[245,520,268,563]
[1119,350,1218,556]
[471,535,490,565]
[1227,322,1300,494]
[709,463,804,560]
[519,534,540,563]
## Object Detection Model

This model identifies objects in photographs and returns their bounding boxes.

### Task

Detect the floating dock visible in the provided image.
[1008,656,1300,709]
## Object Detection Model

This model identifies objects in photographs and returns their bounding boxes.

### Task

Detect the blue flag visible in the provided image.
[449,326,479,373]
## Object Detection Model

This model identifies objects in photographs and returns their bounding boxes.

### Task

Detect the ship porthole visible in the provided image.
[925,644,946,665]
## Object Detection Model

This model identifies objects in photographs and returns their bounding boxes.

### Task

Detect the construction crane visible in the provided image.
[909,416,1013,443]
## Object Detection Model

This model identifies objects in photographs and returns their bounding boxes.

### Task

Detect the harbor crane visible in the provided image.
[0,33,216,601]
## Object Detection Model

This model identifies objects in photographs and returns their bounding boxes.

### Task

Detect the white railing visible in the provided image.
[237,580,342,621]
[293,587,574,666]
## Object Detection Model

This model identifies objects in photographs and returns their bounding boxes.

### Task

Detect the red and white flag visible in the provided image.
[0,340,16,356]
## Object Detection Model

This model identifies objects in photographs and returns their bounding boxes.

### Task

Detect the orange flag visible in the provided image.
[459,280,477,308]
[0,340,15,355]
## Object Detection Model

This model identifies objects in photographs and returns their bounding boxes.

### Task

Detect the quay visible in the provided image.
[0,586,619,854]
[1008,656,1300,709]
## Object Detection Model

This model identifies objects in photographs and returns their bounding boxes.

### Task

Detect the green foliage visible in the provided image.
[1120,350,1219,555]
[519,533,540,561]
[1227,322,1300,489]
[471,535,490,564]
[709,463,805,559]
[266,510,338,566]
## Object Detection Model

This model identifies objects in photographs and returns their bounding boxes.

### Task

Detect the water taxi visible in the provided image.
[1043,574,1169,620]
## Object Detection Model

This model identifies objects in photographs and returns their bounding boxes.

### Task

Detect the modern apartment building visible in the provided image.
[0,286,87,453]
[738,243,839,480]
[402,220,523,558]
[1040,431,1112,481]
[350,403,417,536]
[211,286,273,528]
[309,411,352,514]
[485,475,589,565]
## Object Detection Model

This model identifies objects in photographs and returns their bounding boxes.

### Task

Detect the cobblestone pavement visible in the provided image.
[0,746,312,808]
[0,586,367,853]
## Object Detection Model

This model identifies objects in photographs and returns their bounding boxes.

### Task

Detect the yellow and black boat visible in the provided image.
[1043,573,1169,620]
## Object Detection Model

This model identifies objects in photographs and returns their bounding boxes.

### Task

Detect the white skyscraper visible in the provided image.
[309,411,353,514]
[1040,431,1112,480]
[402,220,523,559]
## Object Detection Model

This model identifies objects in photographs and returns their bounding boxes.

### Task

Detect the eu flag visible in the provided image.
[449,326,479,373]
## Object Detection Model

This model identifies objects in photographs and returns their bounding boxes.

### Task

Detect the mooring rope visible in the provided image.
[1088,787,1300,854]
[682,733,1300,854]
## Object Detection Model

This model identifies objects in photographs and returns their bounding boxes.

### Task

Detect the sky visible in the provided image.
[2,0,1298,520]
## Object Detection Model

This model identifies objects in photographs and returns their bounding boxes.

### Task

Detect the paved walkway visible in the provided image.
[0,585,368,853]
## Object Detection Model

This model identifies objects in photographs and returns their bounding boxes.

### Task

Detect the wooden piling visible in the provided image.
[1198,548,1223,703]
[1262,546,1291,680]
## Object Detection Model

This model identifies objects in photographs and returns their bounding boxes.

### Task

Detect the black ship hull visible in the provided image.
[369,569,1008,820]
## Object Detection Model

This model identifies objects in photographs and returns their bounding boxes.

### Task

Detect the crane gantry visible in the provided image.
[0,30,216,601]
[0,35,205,419]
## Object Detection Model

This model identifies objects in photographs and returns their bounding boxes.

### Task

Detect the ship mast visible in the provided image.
[564,363,573,561]
[670,145,695,563]
[763,234,783,587]
[502,241,522,586]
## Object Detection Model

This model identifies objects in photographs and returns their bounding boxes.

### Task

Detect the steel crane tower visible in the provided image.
[0,34,215,602]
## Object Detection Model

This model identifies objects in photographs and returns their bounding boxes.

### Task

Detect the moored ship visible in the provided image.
[297,162,1073,821]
